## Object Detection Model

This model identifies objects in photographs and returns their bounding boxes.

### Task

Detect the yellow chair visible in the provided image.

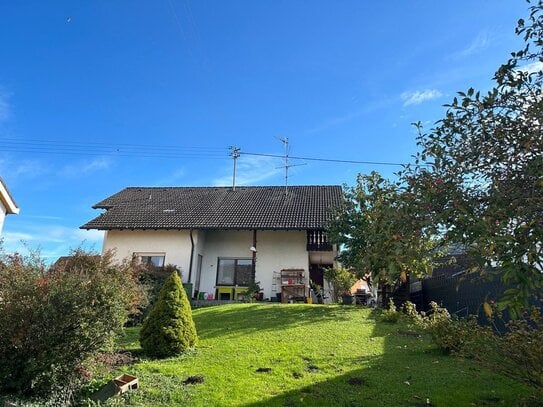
[216,286,233,301]
[234,287,249,301]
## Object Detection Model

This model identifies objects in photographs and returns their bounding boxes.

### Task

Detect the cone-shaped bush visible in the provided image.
[140,271,197,357]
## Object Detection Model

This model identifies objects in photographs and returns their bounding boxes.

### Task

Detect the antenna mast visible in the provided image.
[277,137,306,196]
[229,146,240,190]
[279,137,289,195]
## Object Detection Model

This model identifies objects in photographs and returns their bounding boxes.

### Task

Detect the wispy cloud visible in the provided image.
[2,225,104,261]
[401,89,442,106]
[154,168,186,186]
[0,157,48,181]
[0,90,11,123]
[460,31,491,57]
[212,155,282,186]
[306,96,396,135]
[60,157,111,178]
[519,61,543,74]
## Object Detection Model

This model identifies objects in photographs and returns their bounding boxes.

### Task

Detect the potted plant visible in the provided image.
[323,267,357,304]
[245,281,263,302]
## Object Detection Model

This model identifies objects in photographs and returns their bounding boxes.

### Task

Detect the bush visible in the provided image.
[139,271,197,357]
[405,301,543,389]
[500,307,543,388]
[0,248,145,398]
[406,301,493,355]
[381,298,400,323]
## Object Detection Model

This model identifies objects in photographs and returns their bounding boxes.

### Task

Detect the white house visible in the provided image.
[81,185,342,301]
[0,177,19,235]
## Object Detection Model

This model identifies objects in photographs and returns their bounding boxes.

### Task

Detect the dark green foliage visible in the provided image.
[404,3,543,313]
[140,271,197,357]
[0,248,145,397]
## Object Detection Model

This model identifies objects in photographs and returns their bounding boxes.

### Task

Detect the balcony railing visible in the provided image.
[306,230,333,251]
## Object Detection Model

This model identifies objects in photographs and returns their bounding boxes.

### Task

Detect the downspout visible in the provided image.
[252,229,257,282]
[188,229,195,283]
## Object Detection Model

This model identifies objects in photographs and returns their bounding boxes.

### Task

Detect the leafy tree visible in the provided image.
[0,247,145,398]
[140,271,197,357]
[406,2,543,314]
[327,172,436,291]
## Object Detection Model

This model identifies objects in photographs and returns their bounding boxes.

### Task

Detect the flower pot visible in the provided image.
[341,294,354,305]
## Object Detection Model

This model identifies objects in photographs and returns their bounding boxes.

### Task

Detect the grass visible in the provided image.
[94,304,541,406]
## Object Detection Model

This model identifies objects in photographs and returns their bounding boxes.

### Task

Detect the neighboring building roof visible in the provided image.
[0,177,19,215]
[81,185,343,231]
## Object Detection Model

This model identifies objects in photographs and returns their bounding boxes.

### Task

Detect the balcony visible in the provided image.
[306,230,333,252]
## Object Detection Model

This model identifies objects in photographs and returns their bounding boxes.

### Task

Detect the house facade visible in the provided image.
[0,177,19,235]
[81,185,342,301]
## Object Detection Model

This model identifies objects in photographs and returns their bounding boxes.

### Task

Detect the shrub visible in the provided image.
[499,307,543,388]
[405,301,543,389]
[381,298,400,323]
[0,248,145,398]
[139,271,197,357]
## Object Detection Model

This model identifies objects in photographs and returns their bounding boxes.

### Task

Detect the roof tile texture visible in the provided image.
[81,185,342,230]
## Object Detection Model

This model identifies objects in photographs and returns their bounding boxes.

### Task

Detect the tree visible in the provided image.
[406,2,543,314]
[327,172,436,291]
[139,271,197,357]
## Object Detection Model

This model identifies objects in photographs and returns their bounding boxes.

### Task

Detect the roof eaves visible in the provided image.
[0,177,19,214]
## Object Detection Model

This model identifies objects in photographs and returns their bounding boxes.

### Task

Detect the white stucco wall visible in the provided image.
[103,230,193,282]
[102,228,317,300]
[256,230,309,299]
[198,230,254,297]
[195,229,309,299]
[0,202,6,235]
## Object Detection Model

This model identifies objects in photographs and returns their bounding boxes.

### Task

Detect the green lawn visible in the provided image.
[100,304,540,406]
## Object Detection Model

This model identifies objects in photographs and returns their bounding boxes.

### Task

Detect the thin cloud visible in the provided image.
[60,157,111,178]
[519,61,543,74]
[154,168,186,186]
[401,89,442,106]
[461,31,491,57]
[0,158,48,180]
[0,90,11,123]
[213,155,282,186]
[2,225,104,261]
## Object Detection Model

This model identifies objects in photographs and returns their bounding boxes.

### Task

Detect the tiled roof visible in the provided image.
[81,185,342,231]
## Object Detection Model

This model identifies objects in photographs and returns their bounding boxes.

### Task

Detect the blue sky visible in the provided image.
[0,1,530,261]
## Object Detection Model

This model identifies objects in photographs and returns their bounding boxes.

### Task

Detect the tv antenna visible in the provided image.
[229,146,240,190]
[276,137,306,195]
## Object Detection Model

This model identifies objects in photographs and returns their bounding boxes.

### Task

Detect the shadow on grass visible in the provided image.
[193,303,352,341]
[240,309,542,407]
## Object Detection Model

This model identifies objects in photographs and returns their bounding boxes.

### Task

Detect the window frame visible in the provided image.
[134,252,166,270]
[216,257,253,286]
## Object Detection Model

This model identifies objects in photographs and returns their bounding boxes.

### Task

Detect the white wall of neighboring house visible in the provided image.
[103,229,193,280]
[0,202,6,234]
[0,179,19,235]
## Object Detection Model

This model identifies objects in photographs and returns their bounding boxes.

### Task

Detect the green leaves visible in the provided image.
[327,171,438,287]
[404,3,543,314]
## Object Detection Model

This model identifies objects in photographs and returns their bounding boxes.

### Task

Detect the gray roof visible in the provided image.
[81,185,342,231]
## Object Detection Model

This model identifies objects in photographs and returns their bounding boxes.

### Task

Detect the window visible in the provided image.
[217,258,253,286]
[135,253,165,270]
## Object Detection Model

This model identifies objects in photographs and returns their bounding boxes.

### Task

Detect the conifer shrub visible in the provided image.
[139,271,198,357]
